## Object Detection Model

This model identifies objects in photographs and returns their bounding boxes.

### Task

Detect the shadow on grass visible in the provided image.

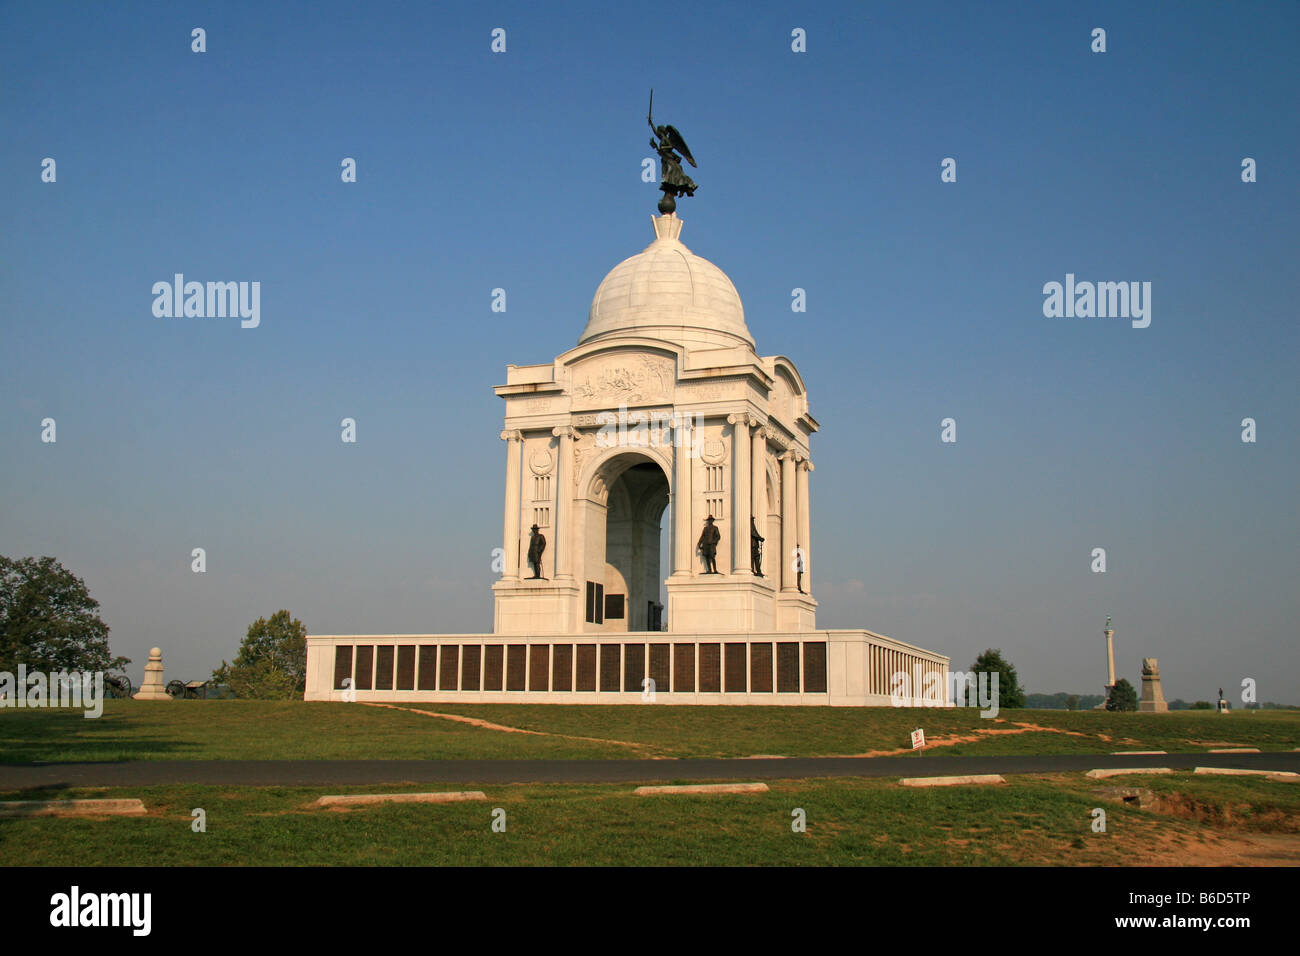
[0,706,194,764]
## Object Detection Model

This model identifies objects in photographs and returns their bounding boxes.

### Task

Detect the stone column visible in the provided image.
[751,424,767,527]
[672,420,693,575]
[727,413,751,576]
[1103,618,1116,695]
[797,457,813,591]
[780,450,797,591]
[551,426,576,580]
[500,429,523,580]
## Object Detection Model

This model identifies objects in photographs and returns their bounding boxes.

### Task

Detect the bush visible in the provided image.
[212,610,307,700]
[970,649,1026,709]
[1105,678,1138,711]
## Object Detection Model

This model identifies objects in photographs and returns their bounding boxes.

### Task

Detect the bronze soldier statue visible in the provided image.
[750,516,764,576]
[527,524,546,579]
[697,516,720,574]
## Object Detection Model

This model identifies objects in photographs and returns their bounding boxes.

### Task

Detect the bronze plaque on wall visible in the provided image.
[483,645,504,691]
[576,644,597,691]
[438,645,459,691]
[355,645,374,690]
[777,642,800,693]
[417,645,438,690]
[529,645,550,691]
[333,645,353,690]
[623,643,645,693]
[599,644,621,692]
[803,642,828,694]
[699,643,721,693]
[461,645,482,691]
[750,642,774,693]
[375,645,395,690]
[649,644,670,694]
[552,644,573,691]
[506,645,526,691]
[724,643,747,693]
[673,644,695,693]
[396,645,415,691]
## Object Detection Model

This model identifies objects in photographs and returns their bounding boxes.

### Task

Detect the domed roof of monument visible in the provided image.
[580,215,754,349]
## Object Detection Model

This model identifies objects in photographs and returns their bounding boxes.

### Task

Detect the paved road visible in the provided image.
[1,752,1297,788]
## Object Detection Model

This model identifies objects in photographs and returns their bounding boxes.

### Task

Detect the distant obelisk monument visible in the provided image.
[1102,616,1116,703]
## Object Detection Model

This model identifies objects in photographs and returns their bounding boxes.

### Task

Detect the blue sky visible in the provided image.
[2,1,1297,701]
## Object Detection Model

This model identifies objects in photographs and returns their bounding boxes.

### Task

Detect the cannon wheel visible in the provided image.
[166,679,186,698]
[105,673,133,699]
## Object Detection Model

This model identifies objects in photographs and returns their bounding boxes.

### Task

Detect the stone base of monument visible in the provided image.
[304,630,951,707]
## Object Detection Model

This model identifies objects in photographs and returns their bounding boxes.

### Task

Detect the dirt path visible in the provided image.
[1129,830,1300,865]
[837,721,1114,758]
[361,702,659,753]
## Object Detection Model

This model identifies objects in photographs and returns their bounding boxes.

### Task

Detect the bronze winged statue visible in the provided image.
[648,89,697,214]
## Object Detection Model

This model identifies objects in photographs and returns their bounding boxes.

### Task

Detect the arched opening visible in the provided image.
[603,462,669,631]
[585,454,670,632]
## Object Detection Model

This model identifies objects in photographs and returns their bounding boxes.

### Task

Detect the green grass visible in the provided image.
[3,700,1297,763]
[423,703,1300,757]
[2,771,1296,866]
[0,701,634,762]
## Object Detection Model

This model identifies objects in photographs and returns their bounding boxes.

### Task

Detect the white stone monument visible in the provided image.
[304,212,951,705]
[1095,616,1117,709]
[132,646,171,700]
[1138,657,1168,712]
[491,214,815,635]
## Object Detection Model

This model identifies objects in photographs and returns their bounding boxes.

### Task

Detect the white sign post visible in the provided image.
[911,728,925,754]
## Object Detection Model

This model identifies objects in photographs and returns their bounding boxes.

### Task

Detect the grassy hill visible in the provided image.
[3,700,1298,762]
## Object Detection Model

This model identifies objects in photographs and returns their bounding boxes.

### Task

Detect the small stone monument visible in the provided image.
[132,647,172,700]
[1138,658,1168,712]
[1217,687,1230,713]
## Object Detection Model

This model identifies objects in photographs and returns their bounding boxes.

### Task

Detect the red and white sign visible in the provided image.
[911,728,926,750]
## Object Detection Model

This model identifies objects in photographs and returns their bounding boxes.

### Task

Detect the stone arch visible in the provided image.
[580,443,673,506]
[576,446,673,632]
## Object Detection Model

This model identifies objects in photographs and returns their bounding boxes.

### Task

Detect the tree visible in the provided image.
[0,555,129,674]
[1066,694,1079,711]
[212,610,307,699]
[970,648,1025,709]
[1106,678,1138,711]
